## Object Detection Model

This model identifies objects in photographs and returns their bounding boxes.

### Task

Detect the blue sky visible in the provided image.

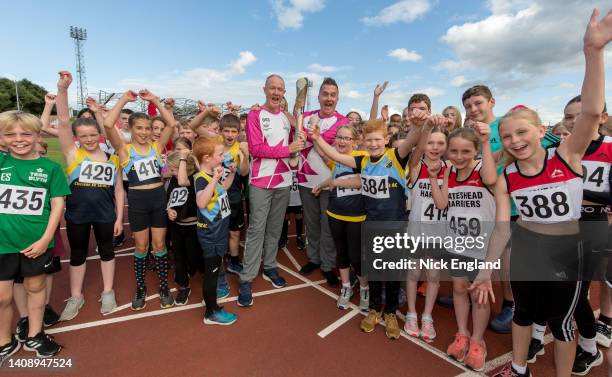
[2,0,611,124]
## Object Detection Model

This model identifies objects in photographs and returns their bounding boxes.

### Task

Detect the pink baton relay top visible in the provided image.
[298,110,348,188]
[246,106,293,189]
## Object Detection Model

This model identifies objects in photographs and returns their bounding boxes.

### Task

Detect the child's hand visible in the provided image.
[57,71,73,89]
[20,239,48,259]
[473,121,491,144]
[228,163,237,175]
[312,185,321,196]
[86,97,102,112]
[138,89,158,102]
[426,161,442,178]
[123,90,138,102]
[207,104,221,118]
[197,100,207,114]
[45,93,57,105]
[179,148,191,160]
[381,105,389,122]
[250,103,261,111]
[167,208,177,221]
[373,81,388,97]
[114,219,123,236]
[584,8,612,52]
[212,166,224,181]
[164,97,175,109]
[307,124,320,141]
[409,109,428,127]
[468,273,495,305]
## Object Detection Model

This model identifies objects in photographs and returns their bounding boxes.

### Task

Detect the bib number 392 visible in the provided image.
[79,161,115,185]
[0,184,47,216]
[361,176,390,199]
[167,187,188,208]
[218,193,231,219]
[134,157,160,182]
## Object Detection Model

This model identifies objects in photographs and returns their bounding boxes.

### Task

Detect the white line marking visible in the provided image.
[47,280,325,335]
[60,247,135,264]
[317,308,360,338]
[282,247,301,270]
[104,288,177,315]
[277,263,473,374]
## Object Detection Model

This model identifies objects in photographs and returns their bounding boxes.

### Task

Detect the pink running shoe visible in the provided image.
[420,315,436,342]
[464,339,487,372]
[403,313,419,337]
[447,333,470,362]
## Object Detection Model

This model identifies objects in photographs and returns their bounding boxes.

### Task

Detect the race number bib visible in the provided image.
[134,157,160,182]
[0,184,47,216]
[448,215,482,237]
[582,161,610,193]
[421,201,448,222]
[361,176,390,199]
[79,161,116,186]
[513,186,573,222]
[336,175,360,197]
[220,167,232,182]
[167,187,188,208]
[218,193,231,219]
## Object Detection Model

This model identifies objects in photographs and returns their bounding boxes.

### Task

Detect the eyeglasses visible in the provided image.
[335,136,353,142]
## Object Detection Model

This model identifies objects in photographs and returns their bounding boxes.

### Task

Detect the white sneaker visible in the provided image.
[359,287,369,312]
[337,286,353,310]
[59,296,85,321]
[100,290,117,314]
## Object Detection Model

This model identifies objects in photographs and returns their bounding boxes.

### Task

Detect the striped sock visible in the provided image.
[153,249,169,291]
[134,252,147,290]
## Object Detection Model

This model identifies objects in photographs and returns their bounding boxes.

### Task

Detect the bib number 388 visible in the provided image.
[513,188,572,222]
[0,184,47,216]
[361,176,390,199]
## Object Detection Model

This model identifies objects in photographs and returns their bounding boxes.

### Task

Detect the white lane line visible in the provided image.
[103,288,178,316]
[47,280,325,335]
[60,222,130,231]
[60,247,135,264]
[282,247,301,270]
[277,263,473,374]
[317,308,360,338]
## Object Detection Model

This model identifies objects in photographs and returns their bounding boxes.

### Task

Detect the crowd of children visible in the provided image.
[0,8,611,377]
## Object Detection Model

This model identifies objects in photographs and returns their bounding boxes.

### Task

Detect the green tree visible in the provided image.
[0,77,49,115]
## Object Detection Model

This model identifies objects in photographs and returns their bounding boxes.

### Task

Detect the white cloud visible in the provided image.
[229,51,257,74]
[345,90,362,99]
[271,0,326,30]
[450,76,468,87]
[362,0,432,26]
[388,48,422,62]
[557,82,575,89]
[413,87,445,98]
[307,63,351,73]
[439,0,610,91]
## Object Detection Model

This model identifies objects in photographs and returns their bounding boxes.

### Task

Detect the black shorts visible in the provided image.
[229,201,244,231]
[444,252,480,281]
[0,250,59,282]
[128,186,167,232]
[285,205,303,215]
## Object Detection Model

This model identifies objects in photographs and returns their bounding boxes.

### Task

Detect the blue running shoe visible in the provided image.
[216,285,230,300]
[237,281,253,307]
[263,268,287,288]
[203,309,237,326]
[227,260,243,275]
[489,306,513,334]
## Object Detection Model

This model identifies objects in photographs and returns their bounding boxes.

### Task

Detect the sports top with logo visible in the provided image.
[408,160,447,222]
[326,150,367,222]
[446,161,495,259]
[298,110,348,188]
[246,106,292,189]
[121,143,163,187]
[288,169,302,207]
[581,135,612,204]
[166,175,197,224]
[505,148,583,223]
[221,142,243,203]
[194,171,230,257]
[65,148,119,224]
[355,148,409,221]
[0,154,71,254]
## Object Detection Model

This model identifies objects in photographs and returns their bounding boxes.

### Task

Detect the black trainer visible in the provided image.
[175,287,191,306]
[322,270,340,287]
[278,237,288,249]
[0,336,20,367]
[572,346,603,376]
[526,338,544,363]
[131,287,147,311]
[15,317,28,343]
[296,237,306,250]
[112,232,125,248]
[43,305,60,327]
[24,332,61,358]
[300,262,320,275]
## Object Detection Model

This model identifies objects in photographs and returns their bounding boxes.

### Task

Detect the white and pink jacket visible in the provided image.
[298,110,349,188]
[246,106,293,189]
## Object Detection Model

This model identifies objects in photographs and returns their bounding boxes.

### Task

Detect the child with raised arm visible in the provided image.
[103,89,176,311]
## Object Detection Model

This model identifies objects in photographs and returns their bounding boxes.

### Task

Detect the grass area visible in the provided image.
[42,136,66,170]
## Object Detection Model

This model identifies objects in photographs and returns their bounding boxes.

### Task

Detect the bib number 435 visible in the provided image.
[0,184,47,216]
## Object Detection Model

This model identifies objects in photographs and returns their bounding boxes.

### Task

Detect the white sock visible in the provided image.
[579,335,597,355]
[406,312,417,320]
[422,313,433,321]
[532,323,546,342]
[512,362,527,374]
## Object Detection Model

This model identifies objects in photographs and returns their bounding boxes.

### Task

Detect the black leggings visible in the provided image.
[203,256,222,317]
[369,281,399,314]
[66,221,115,266]
[328,216,362,274]
[170,223,203,288]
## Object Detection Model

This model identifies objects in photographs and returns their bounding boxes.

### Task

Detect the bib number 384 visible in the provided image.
[361,176,390,199]
[218,193,231,219]
[134,157,160,182]
[0,184,47,216]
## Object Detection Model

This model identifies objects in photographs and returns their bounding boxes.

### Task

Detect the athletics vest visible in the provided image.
[408,160,447,222]
[327,151,366,222]
[581,135,612,205]
[121,144,163,187]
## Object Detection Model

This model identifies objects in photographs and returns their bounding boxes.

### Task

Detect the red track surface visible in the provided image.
[4,210,610,377]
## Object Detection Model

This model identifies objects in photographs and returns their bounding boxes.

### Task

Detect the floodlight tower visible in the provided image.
[70,26,88,108]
